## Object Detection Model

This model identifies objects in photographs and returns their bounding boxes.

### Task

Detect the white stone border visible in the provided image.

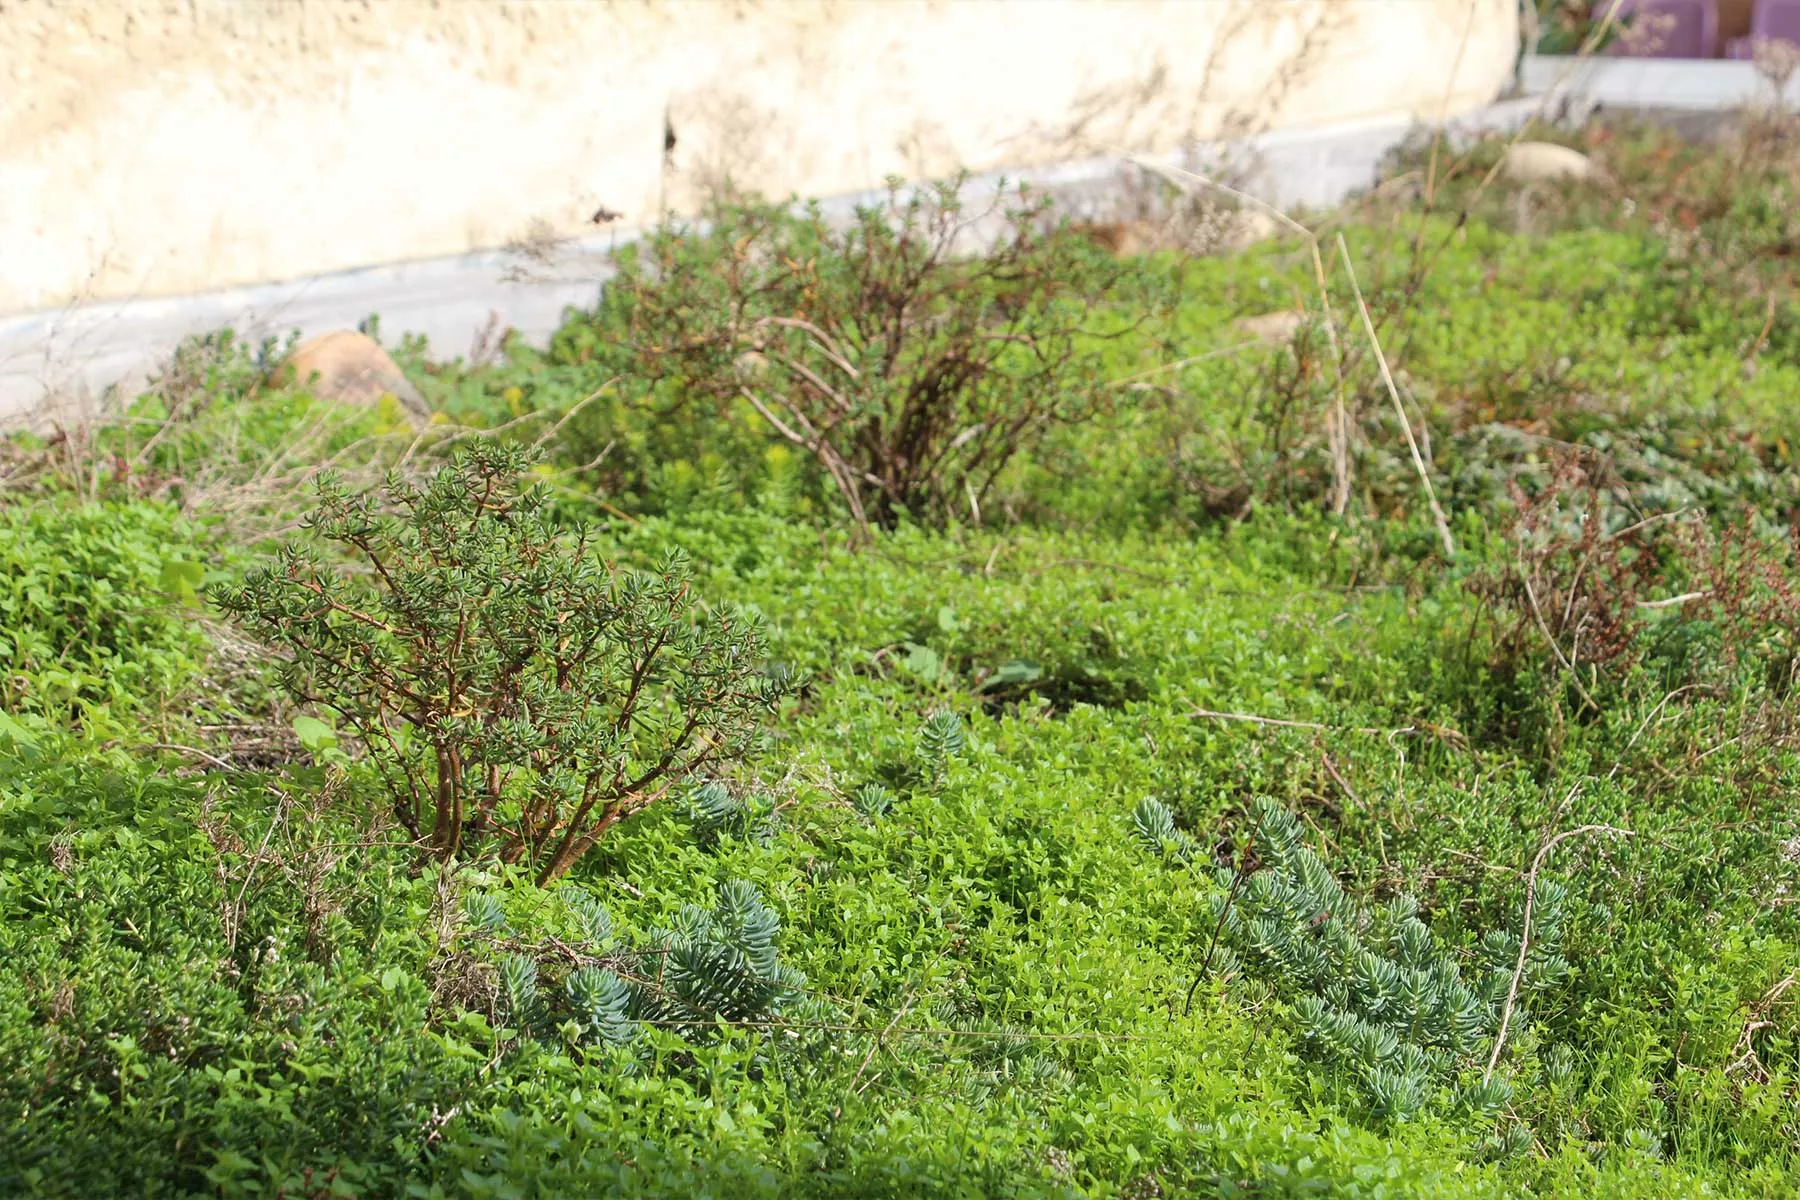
[1521,52,1800,111]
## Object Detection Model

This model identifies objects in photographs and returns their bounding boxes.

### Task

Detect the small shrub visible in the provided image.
[917,710,967,781]
[603,178,1168,531]
[1130,795,1200,863]
[212,442,792,881]
[1679,515,1800,693]
[1464,458,1671,709]
[852,781,896,821]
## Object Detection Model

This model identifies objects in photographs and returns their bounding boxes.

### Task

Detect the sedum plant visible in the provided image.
[1136,797,1569,1124]
[468,879,830,1052]
[212,441,790,881]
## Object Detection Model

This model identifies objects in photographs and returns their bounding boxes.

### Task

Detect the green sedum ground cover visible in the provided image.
[4,122,1800,1197]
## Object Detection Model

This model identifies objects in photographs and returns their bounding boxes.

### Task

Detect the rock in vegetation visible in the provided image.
[1500,141,1599,185]
[278,330,432,426]
[1071,220,1154,258]
[1220,208,1280,251]
[1234,309,1309,342]
[1073,210,1278,258]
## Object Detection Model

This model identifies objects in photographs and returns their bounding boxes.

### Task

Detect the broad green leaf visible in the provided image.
[158,559,207,604]
[292,715,338,753]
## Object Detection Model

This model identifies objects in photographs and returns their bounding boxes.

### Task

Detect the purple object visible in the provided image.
[1727,0,1800,57]
[1606,0,1721,57]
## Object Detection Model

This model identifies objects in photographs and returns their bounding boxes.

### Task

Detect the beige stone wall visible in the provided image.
[1,0,1518,314]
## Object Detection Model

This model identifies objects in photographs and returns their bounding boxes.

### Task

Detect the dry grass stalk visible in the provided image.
[1725,972,1800,1083]
[1310,239,1353,516]
[1333,233,1456,557]
[1124,158,1360,509]
[1183,706,1466,748]
[1485,818,1636,1081]
[1128,159,1465,537]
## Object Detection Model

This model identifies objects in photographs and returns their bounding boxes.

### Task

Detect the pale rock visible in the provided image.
[279,330,432,427]
[1075,210,1281,259]
[1233,310,1309,342]
[1071,221,1152,257]
[1500,141,1599,185]
[1219,209,1280,252]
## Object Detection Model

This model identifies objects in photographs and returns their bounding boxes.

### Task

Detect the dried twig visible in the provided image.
[1183,706,1462,747]
[138,743,235,771]
[529,381,618,452]
[1122,159,1359,517]
[1609,684,1720,782]
[1485,821,1636,1080]
[1320,751,1361,808]
[835,941,954,1118]
[1466,0,1630,204]
[1107,338,1266,388]
[1185,859,1248,1017]
[1519,563,1601,712]
[741,385,872,536]
[1745,291,1779,363]
[225,802,289,953]
[1635,591,1709,610]
[849,986,922,1097]
[1420,0,1481,210]
[1724,972,1800,1082]
[1127,158,1313,241]
[1310,240,1354,516]
[1335,233,1455,557]
[676,1016,1153,1042]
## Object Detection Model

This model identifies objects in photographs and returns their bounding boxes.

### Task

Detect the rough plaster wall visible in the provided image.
[665,0,1519,205]
[0,0,1518,315]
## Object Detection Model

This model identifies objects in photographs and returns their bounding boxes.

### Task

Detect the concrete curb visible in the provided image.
[1521,53,1800,111]
[0,98,1543,427]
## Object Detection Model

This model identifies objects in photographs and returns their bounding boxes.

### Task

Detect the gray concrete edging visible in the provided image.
[1520,52,1800,111]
